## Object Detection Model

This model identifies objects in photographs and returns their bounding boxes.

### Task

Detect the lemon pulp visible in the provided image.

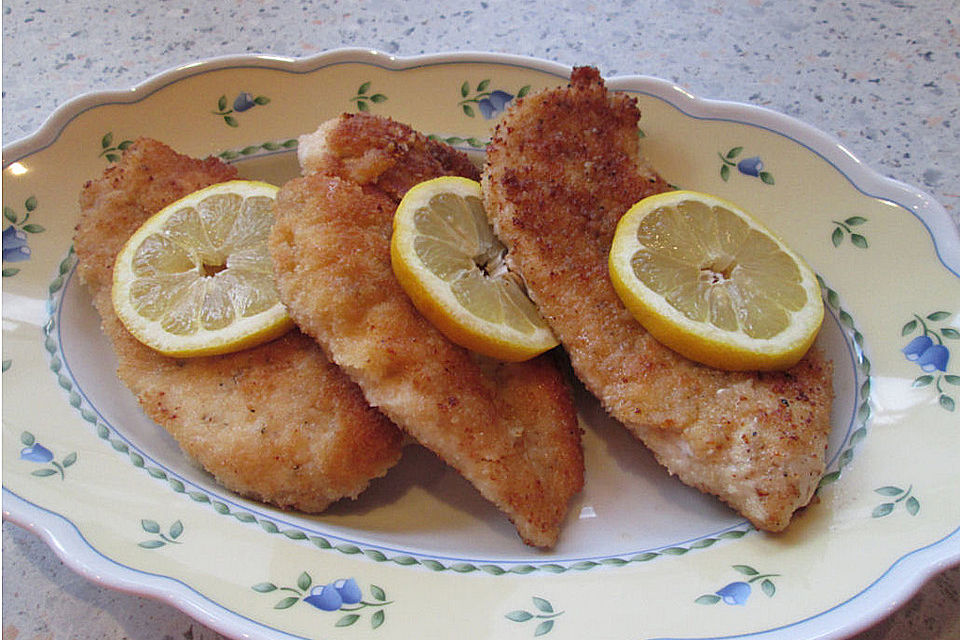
[113,180,294,357]
[391,177,558,361]
[609,190,823,371]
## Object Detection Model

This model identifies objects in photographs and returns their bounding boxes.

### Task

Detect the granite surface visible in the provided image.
[3,1,958,639]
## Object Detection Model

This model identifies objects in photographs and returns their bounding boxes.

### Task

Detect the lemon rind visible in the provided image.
[111,180,292,358]
[609,190,824,371]
[391,177,558,362]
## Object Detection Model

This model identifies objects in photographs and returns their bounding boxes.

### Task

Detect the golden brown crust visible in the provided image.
[483,67,833,531]
[271,115,584,547]
[76,138,239,295]
[74,138,403,512]
[297,112,481,198]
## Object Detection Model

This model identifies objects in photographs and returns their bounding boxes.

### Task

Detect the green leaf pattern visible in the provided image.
[831,216,869,249]
[3,195,44,278]
[718,146,775,184]
[872,485,920,518]
[427,134,486,149]
[30,77,943,637]
[457,79,531,119]
[901,311,958,412]
[99,132,134,163]
[351,81,388,111]
[815,276,872,492]
[18,430,76,479]
[505,596,564,636]
[138,519,185,548]
[212,92,270,127]
[252,572,392,629]
[217,138,298,161]
[696,564,780,606]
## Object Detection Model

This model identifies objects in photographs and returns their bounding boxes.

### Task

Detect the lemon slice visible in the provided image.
[112,180,294,357]
[390,176,558,362]
[609,190,823,371]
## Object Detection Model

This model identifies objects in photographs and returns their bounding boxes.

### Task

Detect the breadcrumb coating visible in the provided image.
[75,138,403,512]
[482,68,833,531]
[271,114,584,547]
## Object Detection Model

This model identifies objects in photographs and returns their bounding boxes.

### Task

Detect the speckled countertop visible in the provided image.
[3,1,958,639]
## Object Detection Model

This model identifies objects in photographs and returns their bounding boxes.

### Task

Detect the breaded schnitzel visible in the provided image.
[75,138,403,512]
[270,114,584,547]
[482,68,834,532]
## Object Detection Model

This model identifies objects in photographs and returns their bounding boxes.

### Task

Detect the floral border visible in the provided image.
[41,141,870,575]
[217,139,298,161]
[816,275,872,491]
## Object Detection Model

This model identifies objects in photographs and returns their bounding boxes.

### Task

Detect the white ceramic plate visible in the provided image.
[3,50,959,640]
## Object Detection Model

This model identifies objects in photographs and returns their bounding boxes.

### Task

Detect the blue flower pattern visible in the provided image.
[304,577,363,611]
[3,196,44,277]
[696,565,779,606]
[715,581,752,605]
[736,156,764,177]
[477,90,515,119]
[212,92,270,127]
[20,442,53,463]
[253,573,391,629]
[718,147,775,184]
[5,75,956,635]
[3,225,30,262]
[902,312,958,412]
[233,92,257,112]
[19,431,76,479]
[459,80,530,119]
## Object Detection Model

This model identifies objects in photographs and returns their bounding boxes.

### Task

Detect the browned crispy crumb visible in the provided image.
[75,138,403,512]
[482,67,834,532]
[270,114,584,547]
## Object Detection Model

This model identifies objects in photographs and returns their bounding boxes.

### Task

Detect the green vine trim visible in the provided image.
[47,217,880,574]
[43,261,755,572]
[427,134,487,149]
[40,247,761,573]
[215,133,489,162]
[815,274,872,491]
[216,135,489,164]
[217,139,298,161]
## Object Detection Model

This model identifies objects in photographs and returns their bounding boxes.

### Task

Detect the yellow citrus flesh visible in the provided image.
[391,176,558,362]
[608,190,823,371]
[112,180,294,357]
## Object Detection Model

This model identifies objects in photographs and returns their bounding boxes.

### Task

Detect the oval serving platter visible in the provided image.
[3,50,959,640]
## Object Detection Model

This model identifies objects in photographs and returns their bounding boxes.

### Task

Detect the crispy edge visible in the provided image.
[273,118,583,546]
[482,68,834,531]
[74,138,404,512]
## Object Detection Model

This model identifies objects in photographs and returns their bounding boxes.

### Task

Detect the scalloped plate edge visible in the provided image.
[4,48,958,278]
[4,48,959,640]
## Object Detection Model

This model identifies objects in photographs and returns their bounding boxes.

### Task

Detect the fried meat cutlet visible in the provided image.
[270,114,584,547]
[75,138,403,512]
[482,68,834,532]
